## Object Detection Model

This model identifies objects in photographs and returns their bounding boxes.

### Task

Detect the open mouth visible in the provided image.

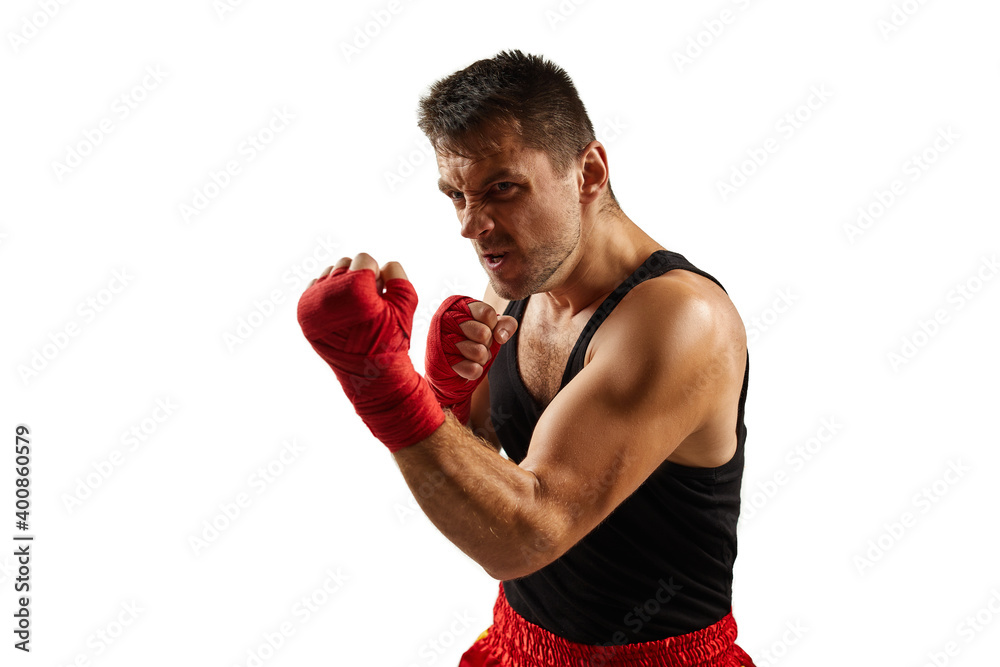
[484,251,508,270]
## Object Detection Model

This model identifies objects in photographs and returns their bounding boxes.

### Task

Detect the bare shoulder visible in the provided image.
[648,268,743,332]
[590,267,746,365]
[481,281,511,317]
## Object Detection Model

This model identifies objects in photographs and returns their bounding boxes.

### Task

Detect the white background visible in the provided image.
[2,0,999,665]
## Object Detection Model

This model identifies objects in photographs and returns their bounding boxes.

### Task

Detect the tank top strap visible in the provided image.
[561,249,723,389]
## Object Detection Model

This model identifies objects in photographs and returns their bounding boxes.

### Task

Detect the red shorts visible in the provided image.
[459,583,755,667]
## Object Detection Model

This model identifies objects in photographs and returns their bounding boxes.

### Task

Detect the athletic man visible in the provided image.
[297,50,754,666]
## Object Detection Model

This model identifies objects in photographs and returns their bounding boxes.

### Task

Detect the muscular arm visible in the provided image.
[393,279,745,580]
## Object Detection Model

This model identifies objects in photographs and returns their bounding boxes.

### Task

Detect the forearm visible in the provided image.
[392,410,553,580]
[298,258,539,573]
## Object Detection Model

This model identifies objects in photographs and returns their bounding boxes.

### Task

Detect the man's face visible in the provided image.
[436,133,581,302]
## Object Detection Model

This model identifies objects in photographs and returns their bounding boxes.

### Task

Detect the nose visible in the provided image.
[459,204,495,240]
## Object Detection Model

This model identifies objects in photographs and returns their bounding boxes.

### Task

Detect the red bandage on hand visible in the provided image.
[425,296,503,426]
[296,267,445,452]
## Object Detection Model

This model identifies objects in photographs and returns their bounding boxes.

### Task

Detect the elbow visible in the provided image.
[482,547,543,581]
[481,519,567,581]
[481,540,557,581]
[481,467,568,581]
[482,562,512,581]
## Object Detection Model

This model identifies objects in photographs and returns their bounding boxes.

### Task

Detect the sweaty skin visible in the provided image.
[313,134,746,580]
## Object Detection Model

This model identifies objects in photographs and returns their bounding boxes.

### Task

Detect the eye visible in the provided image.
[494,182,514,193]
[447,190,464,201]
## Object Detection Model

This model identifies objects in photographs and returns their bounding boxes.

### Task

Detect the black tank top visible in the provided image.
[488,249,749,645]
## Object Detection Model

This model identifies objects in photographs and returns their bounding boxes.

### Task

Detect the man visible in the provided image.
[297,50,754,666]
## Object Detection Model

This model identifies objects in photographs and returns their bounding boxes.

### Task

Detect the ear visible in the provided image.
[577,140,610,205]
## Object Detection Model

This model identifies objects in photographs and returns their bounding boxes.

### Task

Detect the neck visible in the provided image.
[540,208,663,317]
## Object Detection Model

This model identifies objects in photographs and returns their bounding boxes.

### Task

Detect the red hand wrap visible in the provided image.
[296,266,445,452]
[425,296,502,426]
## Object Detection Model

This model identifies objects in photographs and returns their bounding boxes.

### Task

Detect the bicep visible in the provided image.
[517,295,728,564]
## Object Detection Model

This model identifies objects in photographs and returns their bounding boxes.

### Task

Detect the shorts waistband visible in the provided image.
[478,582,754,667]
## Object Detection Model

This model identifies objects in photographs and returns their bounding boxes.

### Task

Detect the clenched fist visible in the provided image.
[425,297,518,425]
[297,253,445,451]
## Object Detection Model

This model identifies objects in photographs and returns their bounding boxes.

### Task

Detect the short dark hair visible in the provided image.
[417,50,613,200]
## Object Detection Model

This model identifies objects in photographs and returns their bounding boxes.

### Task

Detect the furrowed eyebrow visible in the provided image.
[437,168,526,195]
